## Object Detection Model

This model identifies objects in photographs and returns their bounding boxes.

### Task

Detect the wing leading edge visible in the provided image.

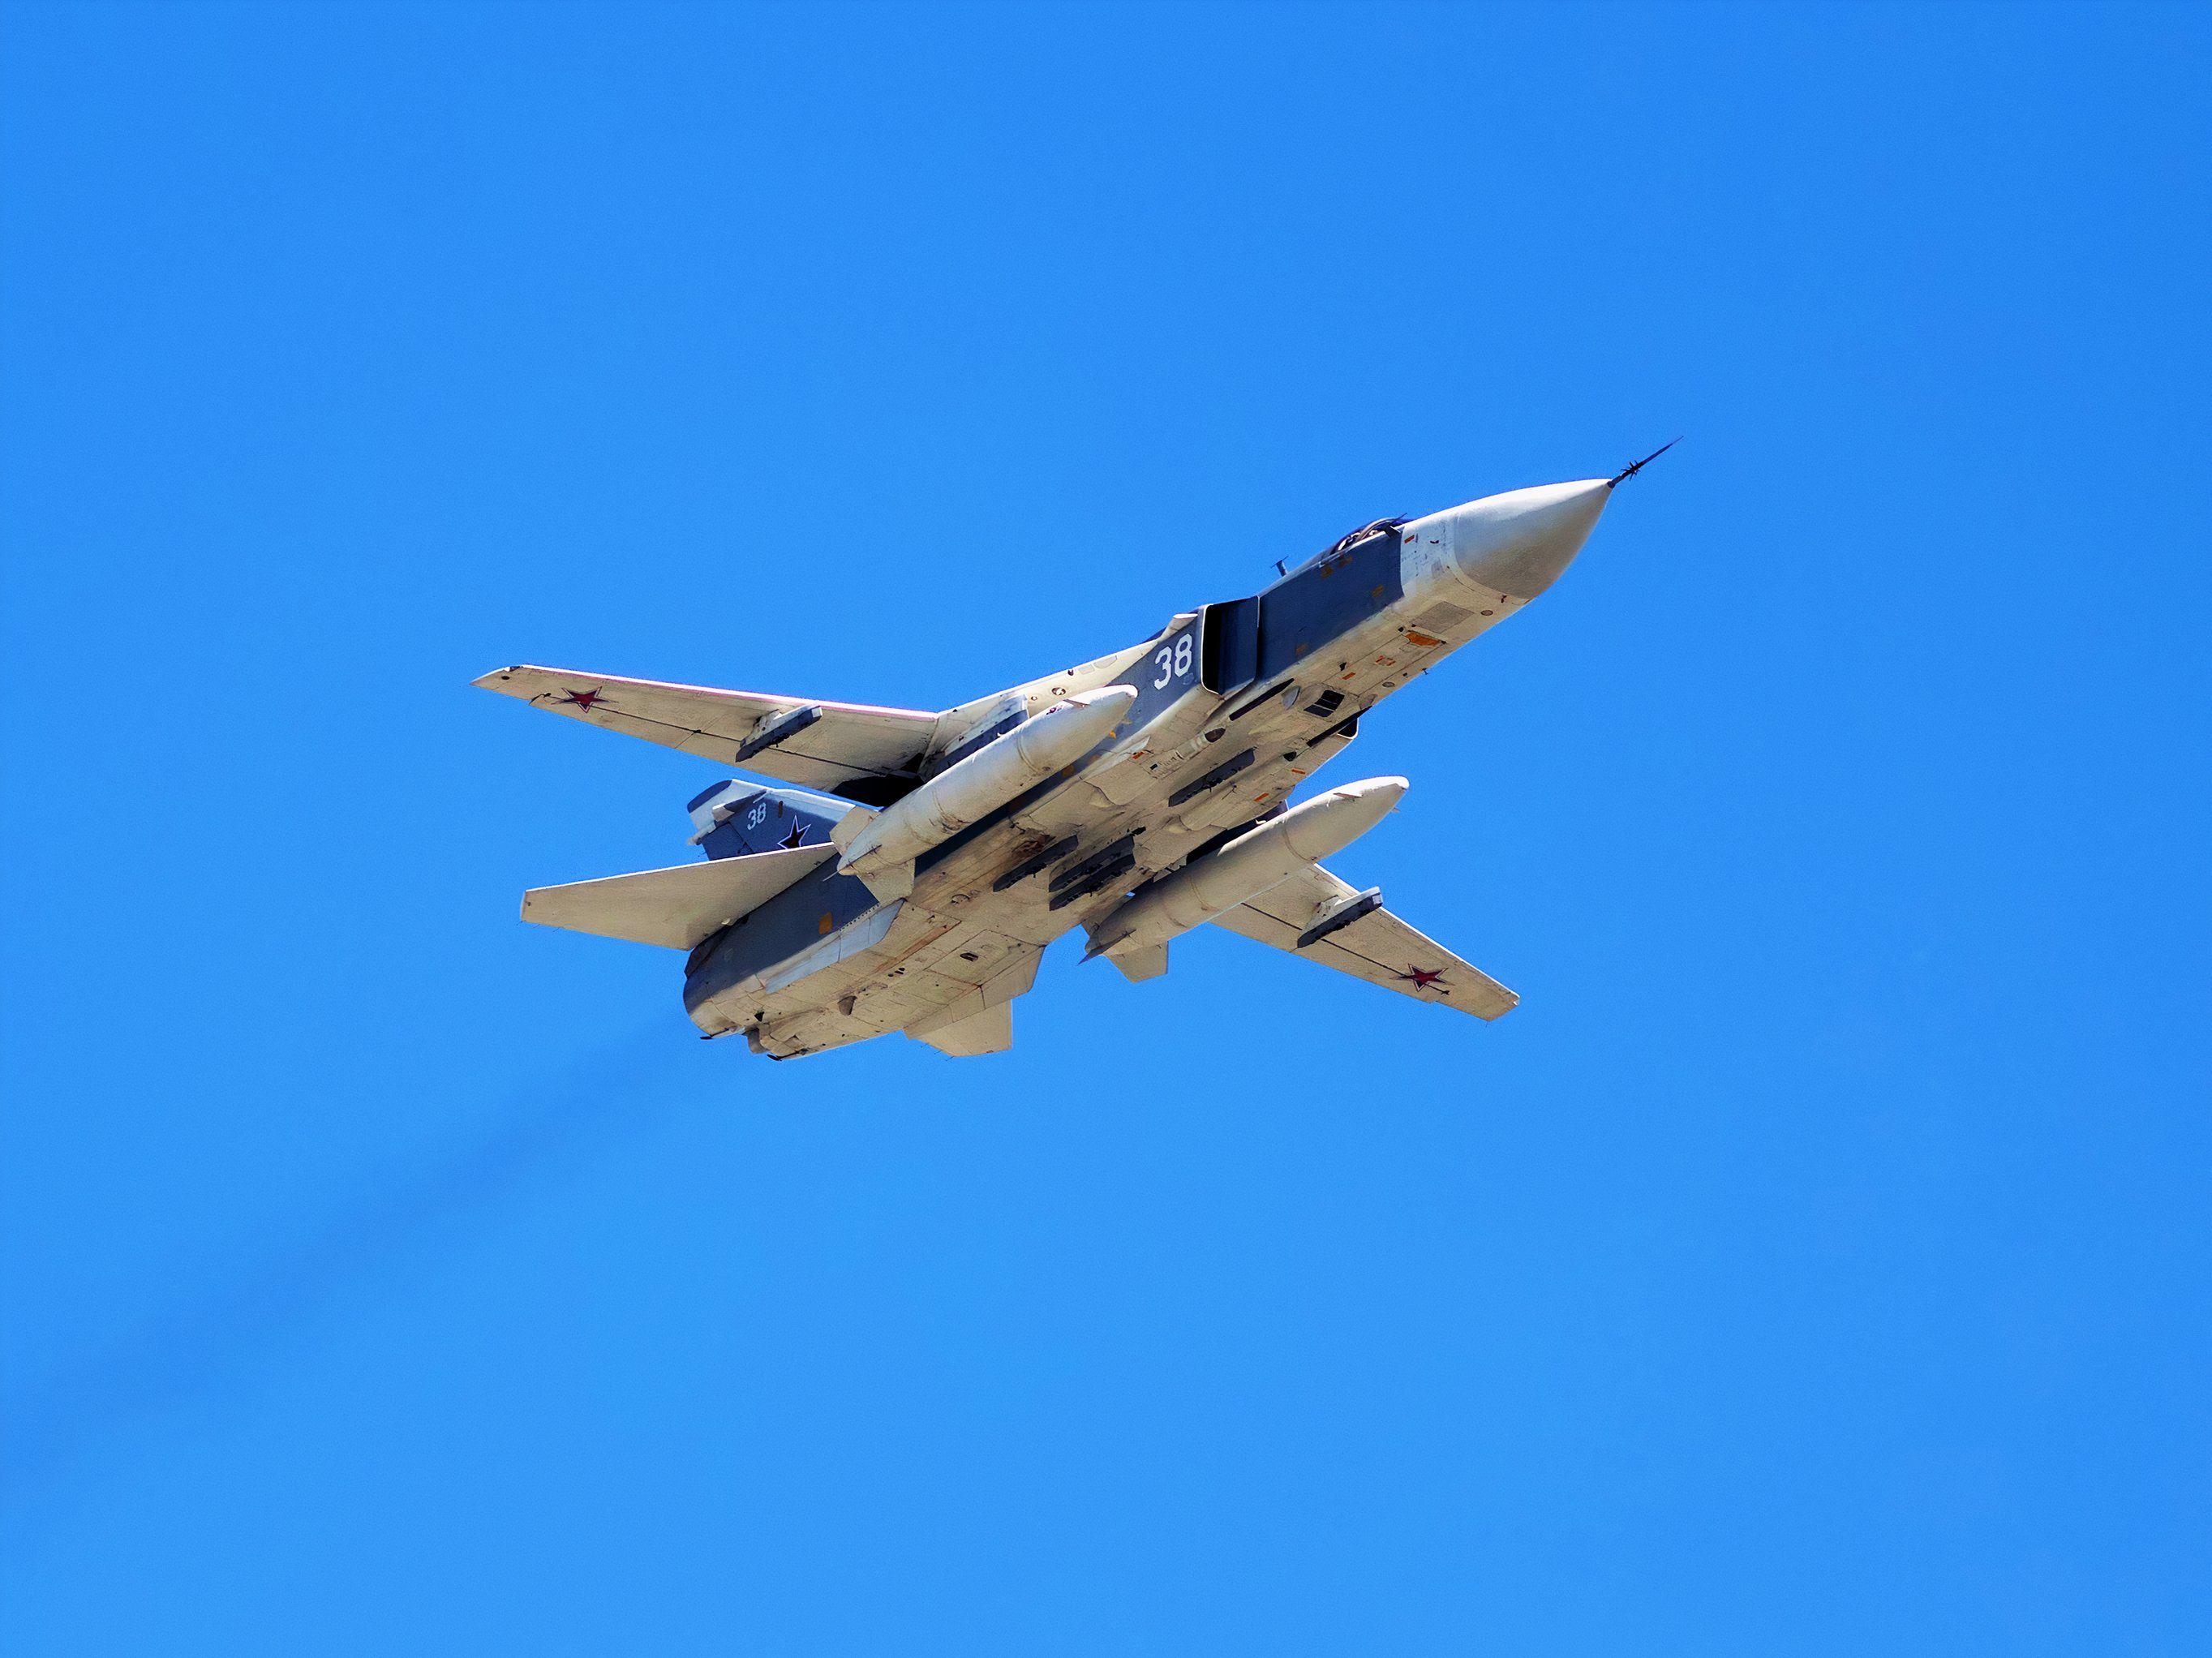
[473,664,940,804]
[1210,863,1518,1020]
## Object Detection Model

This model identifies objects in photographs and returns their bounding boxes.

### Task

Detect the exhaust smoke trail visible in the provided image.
[2,1023,692,1499]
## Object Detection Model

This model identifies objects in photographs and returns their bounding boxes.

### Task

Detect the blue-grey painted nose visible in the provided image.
[1441,478,1613,599]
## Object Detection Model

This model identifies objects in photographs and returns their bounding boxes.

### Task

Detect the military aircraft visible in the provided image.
[479,462,1651,1059]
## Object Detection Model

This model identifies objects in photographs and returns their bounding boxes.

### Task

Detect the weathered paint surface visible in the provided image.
[1256,526,1405,677]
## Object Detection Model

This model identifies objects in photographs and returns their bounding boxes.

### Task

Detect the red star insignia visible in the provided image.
[779,823,809,849]
[1399,967,1445,990]
[558,688,607,711]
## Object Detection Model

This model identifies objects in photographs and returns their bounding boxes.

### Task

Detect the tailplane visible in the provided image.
[520,844,835,951]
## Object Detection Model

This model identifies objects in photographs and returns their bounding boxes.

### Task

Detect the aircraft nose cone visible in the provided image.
[1441,478,1613,599]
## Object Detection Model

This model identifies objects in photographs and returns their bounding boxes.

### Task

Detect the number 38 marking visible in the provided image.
[1152,633,1195,689]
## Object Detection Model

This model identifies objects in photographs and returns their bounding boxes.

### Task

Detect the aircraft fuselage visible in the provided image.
[676,477,1616,1058]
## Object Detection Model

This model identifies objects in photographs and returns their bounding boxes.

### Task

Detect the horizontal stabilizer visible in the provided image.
[521,844,836,951]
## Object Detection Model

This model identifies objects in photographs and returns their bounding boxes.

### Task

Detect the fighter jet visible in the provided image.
[479,464,1647,1059]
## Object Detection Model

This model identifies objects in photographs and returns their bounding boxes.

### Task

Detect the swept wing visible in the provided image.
[1211,863,1518,1020]
[473,664,939,803]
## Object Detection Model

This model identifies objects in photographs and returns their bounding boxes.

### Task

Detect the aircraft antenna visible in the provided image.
[1609,437,1680,487]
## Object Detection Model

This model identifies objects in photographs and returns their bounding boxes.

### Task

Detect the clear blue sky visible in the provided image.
[3,3,2207,1652]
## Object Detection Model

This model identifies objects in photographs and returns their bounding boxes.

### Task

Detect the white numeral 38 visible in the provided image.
[1151,634,1194,689]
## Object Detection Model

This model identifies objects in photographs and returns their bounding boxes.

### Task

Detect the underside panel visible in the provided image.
[910,1002,1013,1057]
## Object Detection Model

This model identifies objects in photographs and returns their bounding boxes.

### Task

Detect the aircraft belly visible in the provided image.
[684,558,1547,1059]
[724,886,1055,1058]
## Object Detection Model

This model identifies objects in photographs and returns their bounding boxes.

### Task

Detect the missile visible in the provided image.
[835,685,1138,898]
[1084,775,1407,963]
